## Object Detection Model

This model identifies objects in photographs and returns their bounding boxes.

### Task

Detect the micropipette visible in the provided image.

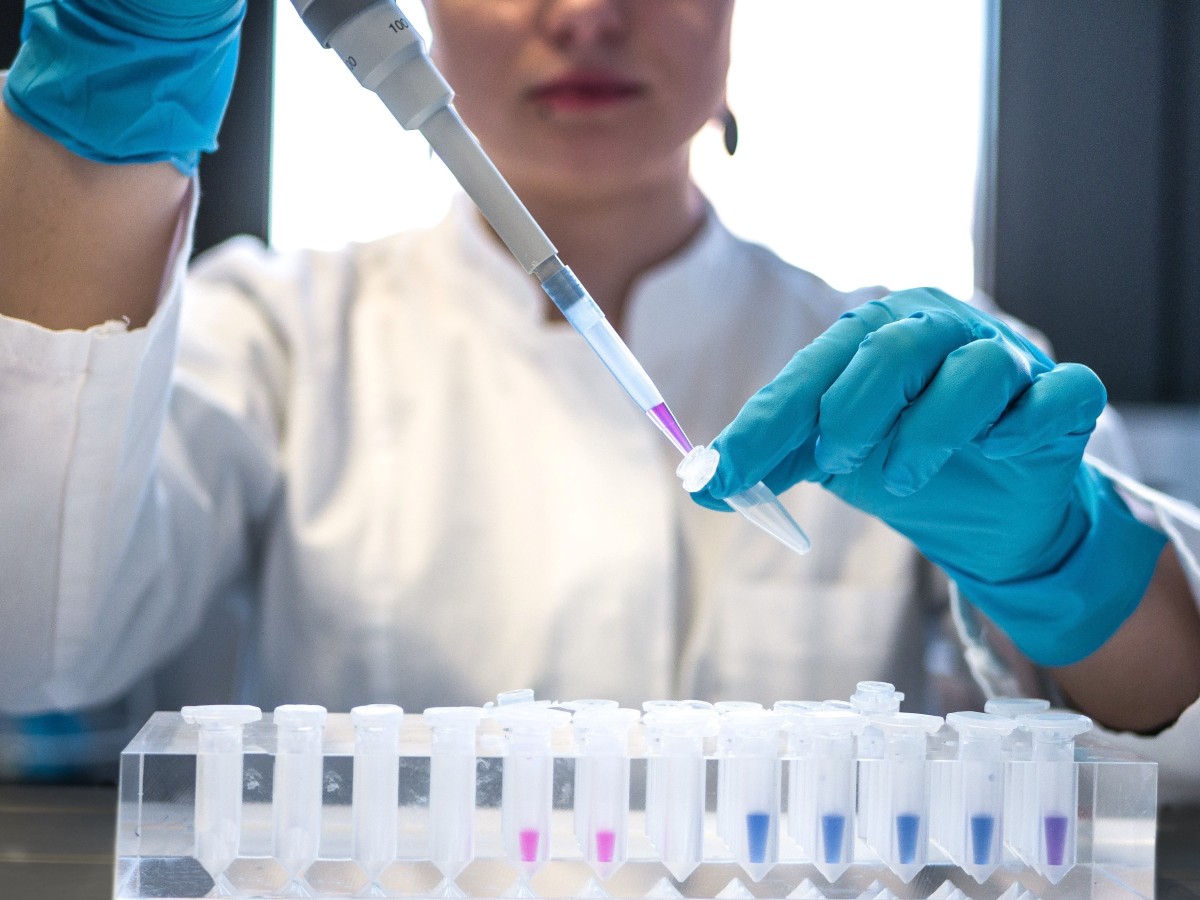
[939,711,1018,884]
[350,704,404,889]
[271,704,328,894]
[715,710,782,882]
[641,704,718,882]
[424,707,485,895]
[180,704,263,893]
[571,706,640,881]
[290,0,811,556]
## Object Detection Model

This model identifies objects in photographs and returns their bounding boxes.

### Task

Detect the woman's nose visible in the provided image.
[540,0,629,49]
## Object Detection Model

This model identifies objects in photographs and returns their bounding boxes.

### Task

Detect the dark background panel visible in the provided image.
[0,1,274,257]
[987,0,1200,402]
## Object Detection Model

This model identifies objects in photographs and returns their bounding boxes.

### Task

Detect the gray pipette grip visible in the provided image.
[291,0,558,273]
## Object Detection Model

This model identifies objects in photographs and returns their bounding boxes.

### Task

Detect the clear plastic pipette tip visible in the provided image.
[677,445,811,555]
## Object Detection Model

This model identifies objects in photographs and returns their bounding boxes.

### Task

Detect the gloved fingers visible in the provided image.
[981,362,1107,459]
[881,333,1037,495]
[704,307,895,499]
[813,309,977,475]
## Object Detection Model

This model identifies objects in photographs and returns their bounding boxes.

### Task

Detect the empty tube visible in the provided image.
[850,682,904,844]
[642,704,719,882]
[351,704,404,887]
[424,707,485,888]
[180,705,263,892]
[271,705,327,891]
[572,706,640,881]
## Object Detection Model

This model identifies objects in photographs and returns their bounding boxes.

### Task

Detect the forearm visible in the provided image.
[0,98,188,330]
[1051,543,1200,733]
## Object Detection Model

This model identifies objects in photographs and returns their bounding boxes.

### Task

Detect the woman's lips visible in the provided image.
[529,75,645,112]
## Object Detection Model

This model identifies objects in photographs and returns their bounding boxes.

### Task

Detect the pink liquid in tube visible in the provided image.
[519,828,540,862]
[595,829,616,863]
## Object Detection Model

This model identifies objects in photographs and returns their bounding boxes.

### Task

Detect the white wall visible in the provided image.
[272,1,985,299]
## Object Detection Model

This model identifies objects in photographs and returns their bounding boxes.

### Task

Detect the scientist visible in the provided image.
[0,0,1197,801]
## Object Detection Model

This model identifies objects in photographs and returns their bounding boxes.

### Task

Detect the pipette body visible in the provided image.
[291,0,810,555]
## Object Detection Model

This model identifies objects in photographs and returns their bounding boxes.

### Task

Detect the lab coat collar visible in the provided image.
[440,192,739,331]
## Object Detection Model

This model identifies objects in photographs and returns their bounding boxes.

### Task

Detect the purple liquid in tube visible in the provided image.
[647,403,692,454]
[1043,814,1070,866]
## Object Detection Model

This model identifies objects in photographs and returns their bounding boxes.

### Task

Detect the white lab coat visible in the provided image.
[0,191,915,717]
[1,189,1197,800]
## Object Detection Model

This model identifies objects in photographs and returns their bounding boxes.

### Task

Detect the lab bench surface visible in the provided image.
[0,784,1197,900]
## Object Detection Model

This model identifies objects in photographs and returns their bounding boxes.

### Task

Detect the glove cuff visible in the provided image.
[945,464,1167,667]
[3,1,246,175]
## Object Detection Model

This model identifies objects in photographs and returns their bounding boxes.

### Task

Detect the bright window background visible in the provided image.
[272,1,985,298]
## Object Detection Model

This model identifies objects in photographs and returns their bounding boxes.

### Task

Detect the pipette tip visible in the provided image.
[677,447,811,554]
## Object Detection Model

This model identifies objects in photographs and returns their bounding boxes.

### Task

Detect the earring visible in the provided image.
[721,106,738,156]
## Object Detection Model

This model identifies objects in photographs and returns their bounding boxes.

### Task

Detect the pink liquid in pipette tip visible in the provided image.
[519,828,540,862]
[595,830,616,863]
[648,402,692,454]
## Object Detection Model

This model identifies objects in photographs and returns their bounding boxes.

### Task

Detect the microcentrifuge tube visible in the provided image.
[350,704,404,889]
[499,706,571,880]
[677,445,810,555]
[716,709,781,882]
[640,700,713,876]
[572,706,640,881]
[713,702,763,854]
[795,709,868,882]
[641,705,719,882]
[271,705,327,894]
[1016,712,1092,884]
[941,712,1018,884]
[773,702,829,863]
[984,696,1050,862]
[850,682,904,843]
[424,707,485,891]
[864,712,943,883]
[180,705,263,894]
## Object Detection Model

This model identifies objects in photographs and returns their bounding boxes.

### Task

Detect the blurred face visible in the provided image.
[423,0,734,201]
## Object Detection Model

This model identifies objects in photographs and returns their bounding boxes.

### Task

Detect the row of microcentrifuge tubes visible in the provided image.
[178,683,1089,898]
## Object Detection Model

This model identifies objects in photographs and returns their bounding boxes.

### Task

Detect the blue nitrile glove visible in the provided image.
[692,288,1167,666]
[3,0,246,174]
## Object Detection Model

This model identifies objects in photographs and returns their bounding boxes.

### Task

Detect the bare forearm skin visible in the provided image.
[1052,544,1200,734]
[0,99,189,331]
